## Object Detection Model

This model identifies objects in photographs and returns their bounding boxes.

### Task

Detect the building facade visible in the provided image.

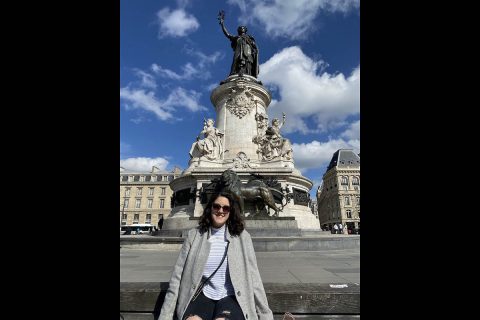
[316,149,360,233]
[120,166,182,228]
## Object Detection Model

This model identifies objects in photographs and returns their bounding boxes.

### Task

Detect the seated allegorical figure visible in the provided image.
[254,113,293,161]
[189,118,224,161]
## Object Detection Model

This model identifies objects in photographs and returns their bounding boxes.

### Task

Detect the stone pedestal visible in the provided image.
[168,75,320,231]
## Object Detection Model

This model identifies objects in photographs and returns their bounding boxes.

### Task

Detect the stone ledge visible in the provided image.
[120,235,360,251]
[120,282,360,319]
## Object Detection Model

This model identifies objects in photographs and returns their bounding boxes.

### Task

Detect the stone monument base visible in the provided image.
[159,216,305,237]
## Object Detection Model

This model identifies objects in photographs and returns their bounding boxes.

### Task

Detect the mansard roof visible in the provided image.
[326,149,360,172]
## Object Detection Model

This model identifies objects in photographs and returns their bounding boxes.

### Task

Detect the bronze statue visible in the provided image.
[218,10,259,78]
[219,169,281,217]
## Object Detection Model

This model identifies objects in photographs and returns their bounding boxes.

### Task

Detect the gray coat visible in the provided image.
[159,227,274,320]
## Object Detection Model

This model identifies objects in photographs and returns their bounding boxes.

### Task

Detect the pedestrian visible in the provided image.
[158,192,273,320]
[158,214,164,230]
[333,223,339,234]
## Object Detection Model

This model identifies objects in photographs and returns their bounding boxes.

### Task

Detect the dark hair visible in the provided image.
[198,192,245,236]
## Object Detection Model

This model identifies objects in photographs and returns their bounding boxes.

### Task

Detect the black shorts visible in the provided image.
[183,291,245,320]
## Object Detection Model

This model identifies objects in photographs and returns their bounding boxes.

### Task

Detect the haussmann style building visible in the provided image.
[316,149,360,233]
[120,166,182,228]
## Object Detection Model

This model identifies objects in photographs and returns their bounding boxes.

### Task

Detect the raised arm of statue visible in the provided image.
[218,10,233,39]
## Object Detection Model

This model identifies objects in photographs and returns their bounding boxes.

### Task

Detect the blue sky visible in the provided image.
[120,0,360,196]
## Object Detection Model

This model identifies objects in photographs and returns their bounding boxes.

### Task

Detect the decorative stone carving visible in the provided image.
[231,152,258,169]
[225,85,256,119]
[189,118,224,161]
[293,188,310,206]
[252,112,293,161]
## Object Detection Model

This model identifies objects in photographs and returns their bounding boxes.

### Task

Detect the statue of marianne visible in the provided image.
[218,10,259,78]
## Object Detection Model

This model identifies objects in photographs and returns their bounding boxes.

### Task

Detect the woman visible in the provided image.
[159,192,273,320]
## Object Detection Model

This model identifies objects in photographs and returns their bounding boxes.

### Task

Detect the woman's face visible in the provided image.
[211,196,230,228]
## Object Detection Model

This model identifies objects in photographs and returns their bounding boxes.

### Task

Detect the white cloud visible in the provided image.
[151,63,197,80]
[176,0,190,9]
[130,116,152,124]
[206,82,218,91]
[157,8,199,38]
[228,0,359,40]
[260,46,359,134]
[120,86,206,121]
[151,51,222,81]
[292,139,359,172]
[340,120,360,140]
[120,157,169,172]
[192,51,223,69]
[133,69,157,89]
[120,87,174,120]
[164,87,206,112]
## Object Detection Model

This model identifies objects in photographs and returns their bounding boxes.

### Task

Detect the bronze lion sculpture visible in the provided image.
[219,169,282,217]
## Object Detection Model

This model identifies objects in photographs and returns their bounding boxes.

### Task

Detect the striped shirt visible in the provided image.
[202,225,235,300]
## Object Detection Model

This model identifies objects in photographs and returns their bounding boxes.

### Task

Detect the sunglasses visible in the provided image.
[212,203,231,213]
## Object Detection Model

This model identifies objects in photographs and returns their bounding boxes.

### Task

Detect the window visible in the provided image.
[160,199,165,208]
[356,196,360,205]
[124,199,129,208]
[147,199,153,208]
[135,199,141,208]
[128,176,134,182]
[140,176,145,182]
[163,175,168,181]
[341,176,349,185]
[136,188,142,196]
[352,176,360,190]
[148,188,154,196]
[133,214,139,223]
[125,188,131,197]
[122,213,127,220]
[345,196,350,206]
[352,176,359,185]
[161,187,166,195]
[346,209,352,218]
[151,175,157,182]
[145,214,151,224]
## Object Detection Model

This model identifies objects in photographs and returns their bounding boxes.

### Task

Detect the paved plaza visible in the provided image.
[120,244,360,285]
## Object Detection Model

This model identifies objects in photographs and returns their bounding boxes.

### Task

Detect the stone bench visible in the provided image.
[120,282,360,320]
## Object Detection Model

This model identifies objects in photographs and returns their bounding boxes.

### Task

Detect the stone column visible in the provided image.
[211,76,271,162]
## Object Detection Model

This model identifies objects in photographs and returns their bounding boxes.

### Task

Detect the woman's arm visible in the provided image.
[158,230,195,320]
[245,234,274,320]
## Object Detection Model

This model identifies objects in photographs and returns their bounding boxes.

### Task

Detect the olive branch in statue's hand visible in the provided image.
[218,10,225,24]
